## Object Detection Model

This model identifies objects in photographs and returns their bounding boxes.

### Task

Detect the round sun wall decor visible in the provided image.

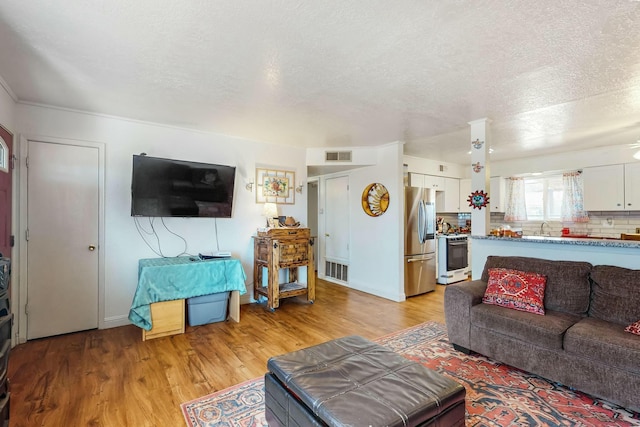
[362,183,389,217]
[468,190,490,210]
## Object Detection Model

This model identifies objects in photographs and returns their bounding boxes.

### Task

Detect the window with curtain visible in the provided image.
[504,172,588,222]
[504,177,527,221]
[561,171,589,223]
[524,176,563,220]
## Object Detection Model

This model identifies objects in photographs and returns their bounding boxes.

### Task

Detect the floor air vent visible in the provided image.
[325,261,348,282]
[325,151,352,162]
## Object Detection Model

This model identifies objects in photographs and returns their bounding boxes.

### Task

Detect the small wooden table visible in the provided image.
[253,228,315,311]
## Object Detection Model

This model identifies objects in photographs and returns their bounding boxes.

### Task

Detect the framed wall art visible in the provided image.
[361,183,389,217]
[255,167,295,204]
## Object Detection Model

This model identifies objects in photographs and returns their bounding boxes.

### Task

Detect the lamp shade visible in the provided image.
[263,202,278,218]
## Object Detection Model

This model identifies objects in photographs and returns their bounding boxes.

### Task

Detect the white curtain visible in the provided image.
[504,177,527,222]
[561,171,589,223]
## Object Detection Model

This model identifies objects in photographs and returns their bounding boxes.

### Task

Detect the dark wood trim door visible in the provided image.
[0,124,12,258]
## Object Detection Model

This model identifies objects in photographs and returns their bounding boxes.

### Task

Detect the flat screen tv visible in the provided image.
[131,155,236,218]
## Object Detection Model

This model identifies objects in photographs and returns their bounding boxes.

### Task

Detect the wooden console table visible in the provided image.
[253,228,315,311]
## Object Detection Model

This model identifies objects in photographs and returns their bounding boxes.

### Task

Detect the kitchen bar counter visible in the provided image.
[470,235,640,279]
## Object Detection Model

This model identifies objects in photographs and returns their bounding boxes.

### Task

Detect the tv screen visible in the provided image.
[131,155,236,218]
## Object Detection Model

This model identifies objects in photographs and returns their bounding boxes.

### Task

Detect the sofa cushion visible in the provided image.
[589,265,640,326]
[481,256,591,315]
[483,268,547,315]
[564,317,640,374]
[471,304,581,350]
[625,320,640,336]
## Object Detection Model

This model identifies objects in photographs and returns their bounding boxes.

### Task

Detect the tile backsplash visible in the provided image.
[492,211,640,238]
[436,211,640,238]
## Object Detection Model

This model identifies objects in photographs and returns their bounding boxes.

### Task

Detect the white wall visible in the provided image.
[15,103,308,327]
[491,144,639,177]
[317,142,405,301]
[403,155,467,179]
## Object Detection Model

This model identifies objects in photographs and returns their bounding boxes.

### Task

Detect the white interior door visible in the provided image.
[26,140,99,339]
[324,176,349,262]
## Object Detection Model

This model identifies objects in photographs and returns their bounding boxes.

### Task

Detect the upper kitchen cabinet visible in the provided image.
[435,177,461,212]
[408,173,445,190]
[583,164,627,211]
[624,163,640,210]
[459,179,471,213]
[490,177,506,212]
[423,174,445,190]
[408,172,425,188]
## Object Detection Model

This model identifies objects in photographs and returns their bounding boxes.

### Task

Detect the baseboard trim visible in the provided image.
[320,276,404,302]
[101,315,131,329]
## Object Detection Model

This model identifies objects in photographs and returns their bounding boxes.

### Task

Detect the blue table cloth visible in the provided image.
[129,256,247,330]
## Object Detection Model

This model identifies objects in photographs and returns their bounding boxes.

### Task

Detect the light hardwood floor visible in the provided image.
[8,279,447,426]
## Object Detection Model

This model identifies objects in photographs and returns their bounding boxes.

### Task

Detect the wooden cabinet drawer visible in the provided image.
[142,299,185,341]
[278,239,309,265]
[258,228,310,239]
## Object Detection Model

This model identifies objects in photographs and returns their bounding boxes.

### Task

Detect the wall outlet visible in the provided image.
[601,219,614,228]
[636,227,640,234]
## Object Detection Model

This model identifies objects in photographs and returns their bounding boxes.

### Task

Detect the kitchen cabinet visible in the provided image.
[624,163,640,210]
[409,172,445,189]
[459,179,471,213]
[408,172,425,188]
[423,174,445,190]
[583,164,626,211]
[490,177,506,212]
[436,177,460,212]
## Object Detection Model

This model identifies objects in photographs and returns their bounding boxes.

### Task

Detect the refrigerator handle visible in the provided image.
[407,256,435,262]
[417,200,426,244]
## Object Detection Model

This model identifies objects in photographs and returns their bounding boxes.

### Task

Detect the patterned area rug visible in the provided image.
[181,321,640,426]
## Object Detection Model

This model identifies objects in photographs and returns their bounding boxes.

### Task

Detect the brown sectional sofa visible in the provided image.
[444,255,640,412]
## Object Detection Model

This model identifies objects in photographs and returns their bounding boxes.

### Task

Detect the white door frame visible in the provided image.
[16,135,105,344]
[318,173,350,282]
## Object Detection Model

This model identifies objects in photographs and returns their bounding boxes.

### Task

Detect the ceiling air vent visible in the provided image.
[325,151,352,162]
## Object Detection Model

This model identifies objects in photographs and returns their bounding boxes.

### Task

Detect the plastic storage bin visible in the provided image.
[187,292,230,326]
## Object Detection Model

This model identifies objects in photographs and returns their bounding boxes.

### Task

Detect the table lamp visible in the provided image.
[263,202,278,227]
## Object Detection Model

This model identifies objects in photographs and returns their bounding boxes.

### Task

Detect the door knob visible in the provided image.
[88,245,96,251]
[325,233,330,237]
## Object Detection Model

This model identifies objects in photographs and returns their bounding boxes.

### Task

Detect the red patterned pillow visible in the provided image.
[483,268,547,315]
[625,320,640,336]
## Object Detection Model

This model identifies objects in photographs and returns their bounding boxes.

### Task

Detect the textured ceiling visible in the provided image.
[0,1,639,164]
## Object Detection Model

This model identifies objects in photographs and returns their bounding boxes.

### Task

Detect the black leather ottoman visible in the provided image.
[265,335,466,427]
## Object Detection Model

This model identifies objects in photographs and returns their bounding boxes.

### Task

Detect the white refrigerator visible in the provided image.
[404,186,437,296]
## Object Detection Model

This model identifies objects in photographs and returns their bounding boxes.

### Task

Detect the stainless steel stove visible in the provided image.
[437,234,469,284]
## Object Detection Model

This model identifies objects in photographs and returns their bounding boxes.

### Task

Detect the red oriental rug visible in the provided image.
[181,321,639,426]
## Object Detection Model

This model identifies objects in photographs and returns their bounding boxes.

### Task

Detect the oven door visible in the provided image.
[446,239,468,271]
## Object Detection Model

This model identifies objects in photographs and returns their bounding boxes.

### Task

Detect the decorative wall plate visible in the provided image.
[362,183,389,217]
[468,190,490,210]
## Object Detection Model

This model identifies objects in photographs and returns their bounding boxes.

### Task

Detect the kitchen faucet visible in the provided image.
[540,221,550,236]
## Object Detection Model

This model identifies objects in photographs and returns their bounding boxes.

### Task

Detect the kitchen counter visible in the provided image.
[474,234,640,249]
[470,235,640,279]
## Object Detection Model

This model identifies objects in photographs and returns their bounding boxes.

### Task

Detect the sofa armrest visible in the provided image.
[444,280,487,350]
